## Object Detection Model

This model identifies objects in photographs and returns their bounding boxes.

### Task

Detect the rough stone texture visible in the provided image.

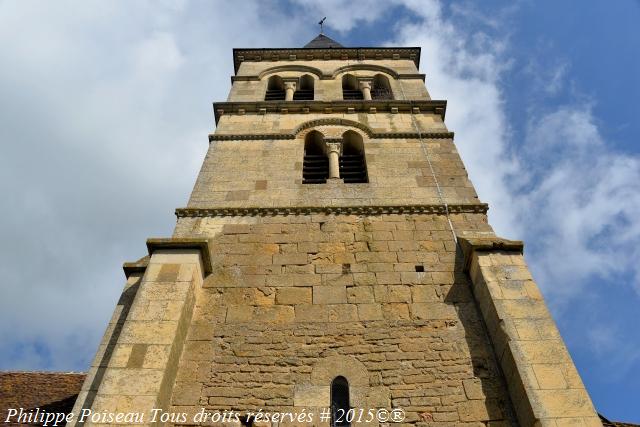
[170,213,518,426]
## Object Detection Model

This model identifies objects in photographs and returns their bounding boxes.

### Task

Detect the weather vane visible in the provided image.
[318,17,326,34]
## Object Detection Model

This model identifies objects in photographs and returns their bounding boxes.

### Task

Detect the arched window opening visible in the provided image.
[331,376,351,427]
[303,131,329,184]
[342,74,363,100]
[265,75,285,101]
[371,74,393,100]
[340,131,368,183]
[294,74,314,100]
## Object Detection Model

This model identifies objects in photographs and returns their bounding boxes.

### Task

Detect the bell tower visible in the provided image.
[70,34,602,426]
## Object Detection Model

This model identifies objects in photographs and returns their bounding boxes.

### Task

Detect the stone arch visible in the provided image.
[259,64,323,80]
[293,118,374,138]
[310,355,369,387]
[293,355,389,410]
[332,64,399,79]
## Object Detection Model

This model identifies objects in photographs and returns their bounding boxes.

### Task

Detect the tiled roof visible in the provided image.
[601,414,640,427]
[303,33,344,48]
[0,372,85,426]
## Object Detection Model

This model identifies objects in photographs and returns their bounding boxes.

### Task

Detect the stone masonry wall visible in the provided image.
[169,212,518,426]
[188,133,478,209]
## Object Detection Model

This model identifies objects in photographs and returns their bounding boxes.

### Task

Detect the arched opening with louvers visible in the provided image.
[341,74,363,100]
[265,75,285,100]
[294,74,314,100]
[302,131,329,184]
[340,131,368,183]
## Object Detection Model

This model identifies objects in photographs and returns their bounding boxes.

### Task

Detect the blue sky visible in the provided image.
[0,0,638,422]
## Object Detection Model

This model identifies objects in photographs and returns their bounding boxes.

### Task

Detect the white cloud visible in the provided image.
[390,0,521,237]
[520,106,640,301]
[0,0,307,370]
[291,0,390,33]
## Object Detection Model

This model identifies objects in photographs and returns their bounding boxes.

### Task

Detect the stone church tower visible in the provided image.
[69,34,602,426]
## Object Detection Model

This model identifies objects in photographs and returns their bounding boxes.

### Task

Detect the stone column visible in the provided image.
[326,141,342,179]
[458,236,601,427]
[68,238,212,427]
[284,81,297,101]
[359,80,372,100]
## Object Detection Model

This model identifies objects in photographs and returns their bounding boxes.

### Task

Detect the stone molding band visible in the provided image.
[175,203,489,218]
[209,131,454,142]
[213,100,447,124]
[210,117,454,142]
[231,73,426,83]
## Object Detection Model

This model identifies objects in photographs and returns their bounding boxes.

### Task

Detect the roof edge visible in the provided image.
[232,47,421,74]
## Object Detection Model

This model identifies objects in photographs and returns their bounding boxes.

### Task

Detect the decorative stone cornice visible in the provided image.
[233,47,421,74]
[209,131,454,142]
[175,203,488,218]
[209,116,454,142]
[233,73,426,83]
[213,100,447,124]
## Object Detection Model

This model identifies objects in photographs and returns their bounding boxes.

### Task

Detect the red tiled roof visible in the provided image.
[0,372,85,426]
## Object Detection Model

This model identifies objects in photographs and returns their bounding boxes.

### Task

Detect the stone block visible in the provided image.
[532,364,568,389]
[328,304,358,322]
[353,272,377,285]
[294,385,330,407]
[357,304,384,321]
[375,272,402,285]
[295,304,329,322]
[374,285,411,302]
[457,399,502,422]
[347,286,375,303]
[411,285,439,302]
[273,253,308,265]
[276,287,312,304]
[313,285,347,304]
[409,302,457,320]
[100,368,163,396]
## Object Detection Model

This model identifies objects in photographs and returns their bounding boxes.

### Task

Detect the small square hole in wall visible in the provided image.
[342,264,351,274]
[415,265,425,272]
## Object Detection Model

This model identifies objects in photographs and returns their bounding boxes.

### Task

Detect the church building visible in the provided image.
[2,33,613,427]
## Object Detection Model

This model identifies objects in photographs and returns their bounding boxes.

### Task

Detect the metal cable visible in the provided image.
[399,80,458,243]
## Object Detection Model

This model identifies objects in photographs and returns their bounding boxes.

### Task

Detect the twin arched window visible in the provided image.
[265,74,315,101]
[302,130,368,184]
[265,73,393,101]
